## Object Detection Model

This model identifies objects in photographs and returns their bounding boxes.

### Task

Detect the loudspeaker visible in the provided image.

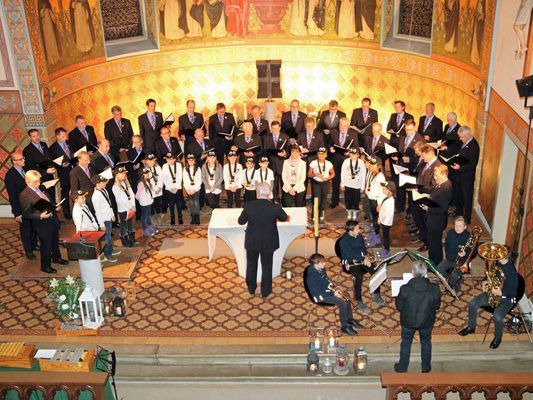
[516,74,533,98]
[256,60,282,100]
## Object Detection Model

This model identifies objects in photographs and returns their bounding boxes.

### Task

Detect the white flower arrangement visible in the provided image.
[46,276,85,321]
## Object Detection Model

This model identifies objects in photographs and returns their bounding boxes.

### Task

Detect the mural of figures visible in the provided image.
[186,0,204,37]
[225,0,250,36]
[206,0,228,37]
[355,0,376,39]
[306,0,325,36]
[70,0,95,53]
[336,0,356,38]
[444,0,459,52]
[160,0,187,40]
[513,0,533,60]
[39,0,61,65]
[289,0,307,35]
[469,0,485,65]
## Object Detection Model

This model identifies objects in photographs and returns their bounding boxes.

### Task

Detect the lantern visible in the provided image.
[354,346,368,374]
[306,349,319,375]
[334,344,349,375]
[112,296,126,317]
[308,329,324,353]
[327,329,338,353]
[322,357,332,374]
[78,286,104,329]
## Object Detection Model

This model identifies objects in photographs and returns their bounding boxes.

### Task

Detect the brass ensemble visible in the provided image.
[478,242,508,308]
[328,281,357,308]
[457,226,483,273]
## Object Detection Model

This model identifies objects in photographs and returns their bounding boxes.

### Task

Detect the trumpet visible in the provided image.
[328,281,357,308]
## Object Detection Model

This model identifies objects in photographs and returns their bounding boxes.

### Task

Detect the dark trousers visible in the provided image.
[349,263,381,301]
[330,157,343,205]
[381,224,391,250]
[344,187,361,210]
[395,182,407,213]
[187,192,200,217]
[282,190,306,207]
[151,196,163,214]
[369,199,379,232]
[321,295,353,328]
[397,326,433,372]
[20,218,36,254]
[427,213,447,265]
[456,175,475,223]
[244,189,257,203]
[103,220,114,256]
[246,249,274,296]
[226,188,242,208]
[34,218,61,271]
[215,139,233,165]
[206,193,220,209]
[164,189,184,219]
[411,200,426,241]
[272,174,282,202]
[311,181,330,213]
[118,211,134,237]
[467,293,515,341]
[59,179,70,217]
[140,205,152,229]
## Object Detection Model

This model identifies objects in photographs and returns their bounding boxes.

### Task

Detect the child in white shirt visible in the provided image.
[160,153,183,225]
[308,147,334,222]
[183,154,202,225]
[340,148,366,220]
[112,167,137,247]
[136,168,158,236]
[223,150,243,207]
[377,181,396,258]
[241,157,257,203]
[92,175,120,262]
[254,156,275,200]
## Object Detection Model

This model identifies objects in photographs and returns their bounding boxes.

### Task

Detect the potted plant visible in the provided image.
[47,275,85,322]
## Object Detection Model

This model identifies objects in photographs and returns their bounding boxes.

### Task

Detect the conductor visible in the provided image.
[238,182,288,298]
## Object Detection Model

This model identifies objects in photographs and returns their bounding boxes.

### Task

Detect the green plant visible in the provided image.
[47,275,85,321]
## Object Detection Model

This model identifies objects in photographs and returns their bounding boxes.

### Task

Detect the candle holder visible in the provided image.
[354,346,368,375]
[306,349,319,375]
[334,344,349,376]
[308,328,325,353]
[326,329,338,353]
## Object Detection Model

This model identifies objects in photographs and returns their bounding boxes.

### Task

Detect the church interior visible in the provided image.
[0,0,533,398]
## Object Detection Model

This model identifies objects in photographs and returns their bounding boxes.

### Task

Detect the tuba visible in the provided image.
[478,242,508,308]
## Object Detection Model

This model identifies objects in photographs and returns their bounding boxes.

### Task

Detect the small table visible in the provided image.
[208,207,307,281]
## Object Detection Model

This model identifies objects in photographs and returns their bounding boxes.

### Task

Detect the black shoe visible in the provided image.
[393,363,407,373]
[178,214,184,225]
[170,217,175,225]
[41,267,57,274]
[489,338,501,349]
[329,202,339,209]
[128,233,139,245]
[341,325,357,336]
[121,236,134,248]
[260,292,271,298]
[349,319,363,329]
[26,252,36,260]
[422,369,431,373]
[248,288,255,296]
[458,327,475,336]
[417,244,427,252]
[52,258,69,265]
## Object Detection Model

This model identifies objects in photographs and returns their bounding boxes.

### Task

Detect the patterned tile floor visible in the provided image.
[0,225,490,338]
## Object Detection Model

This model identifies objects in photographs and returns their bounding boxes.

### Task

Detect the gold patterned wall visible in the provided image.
[50,44,482,134]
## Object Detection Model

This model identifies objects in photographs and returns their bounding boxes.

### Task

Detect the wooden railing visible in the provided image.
[0,371,108,399]
[381,372,533,400]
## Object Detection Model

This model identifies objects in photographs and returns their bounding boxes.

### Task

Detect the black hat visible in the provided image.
[318,147,327,153]
[228,150,237,157]
[74,190,88,198]
[349,147,359,154]
[260,156,269,162]
[186,154,196,160]
[146,154,156,160]
[91,175,108,185]
[165,152,176,159]
[115,166,127,174]
[381,180,396,193]
[207,150,216,157]
[142,168,151,174]
[246,157,255,163]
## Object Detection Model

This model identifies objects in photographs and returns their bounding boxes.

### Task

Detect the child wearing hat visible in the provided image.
[92,174,120,262]
[223,150,243,208]
[365,156,386,247]
[183,154,202,224]
[241,157,258,203]
[72,190,99,233]
[281,145,307,207]
[113,167,137,247]
[143,154,164,224]
[308,147,334,222]
[377,181,396,258]
[161,152,184,225]
[340,148,366,220]
[254,156,275,199]
[136,168,159,236]
[202,150,223,208]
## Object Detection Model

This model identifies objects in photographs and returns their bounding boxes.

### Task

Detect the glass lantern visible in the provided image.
[326,329,338,353]
[308,329,325,353]
[307,349,319,375]
[333,344,349,376]
[354,346,368,374]
[322,357,333,374]
[112,296,126,317]
[78,286,104,329]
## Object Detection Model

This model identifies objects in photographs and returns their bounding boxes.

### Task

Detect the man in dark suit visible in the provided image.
[104,105,134,160]
[208,103,237,164]
[238,182,288,298]
[351,97,379,145]
[329,117,358,208]
[5,151,37,259]
[297,117,324,164]
[281,99,307,140]
[418,103,443,143]
[451,126,479,224]
[440,112,461,211]
[364,123,389,160]
[92,139,116,174]
[317,100,346,148]
[247,105,270,137]
[49,127,75,218]
[421,165,453,265]
[387,100,414,148]
[19,170,68,273]
[233,121,262,166]
[262,120,289,202]
[69,151,96,201]
[395,261,440,372]
[155,126,182,165]
[178,99,205,143]
[185,128,214,166]
[138,98,164,153]
[69,115,98,153]
[23,129,57,201]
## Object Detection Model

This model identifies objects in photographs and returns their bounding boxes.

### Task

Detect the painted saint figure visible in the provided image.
[225,0,250,37]
[39,0,61,65]
[186,0,204,37]
[469,0,485,65]
[355,0,376,40]
[70,0,95,53]
[160,0,187,40]
[444,0,459,53]
[206,0,228,38]
[289,0,307,36]
[513,0,533,60]
[335,0,356,38]
[306,0,325,36]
